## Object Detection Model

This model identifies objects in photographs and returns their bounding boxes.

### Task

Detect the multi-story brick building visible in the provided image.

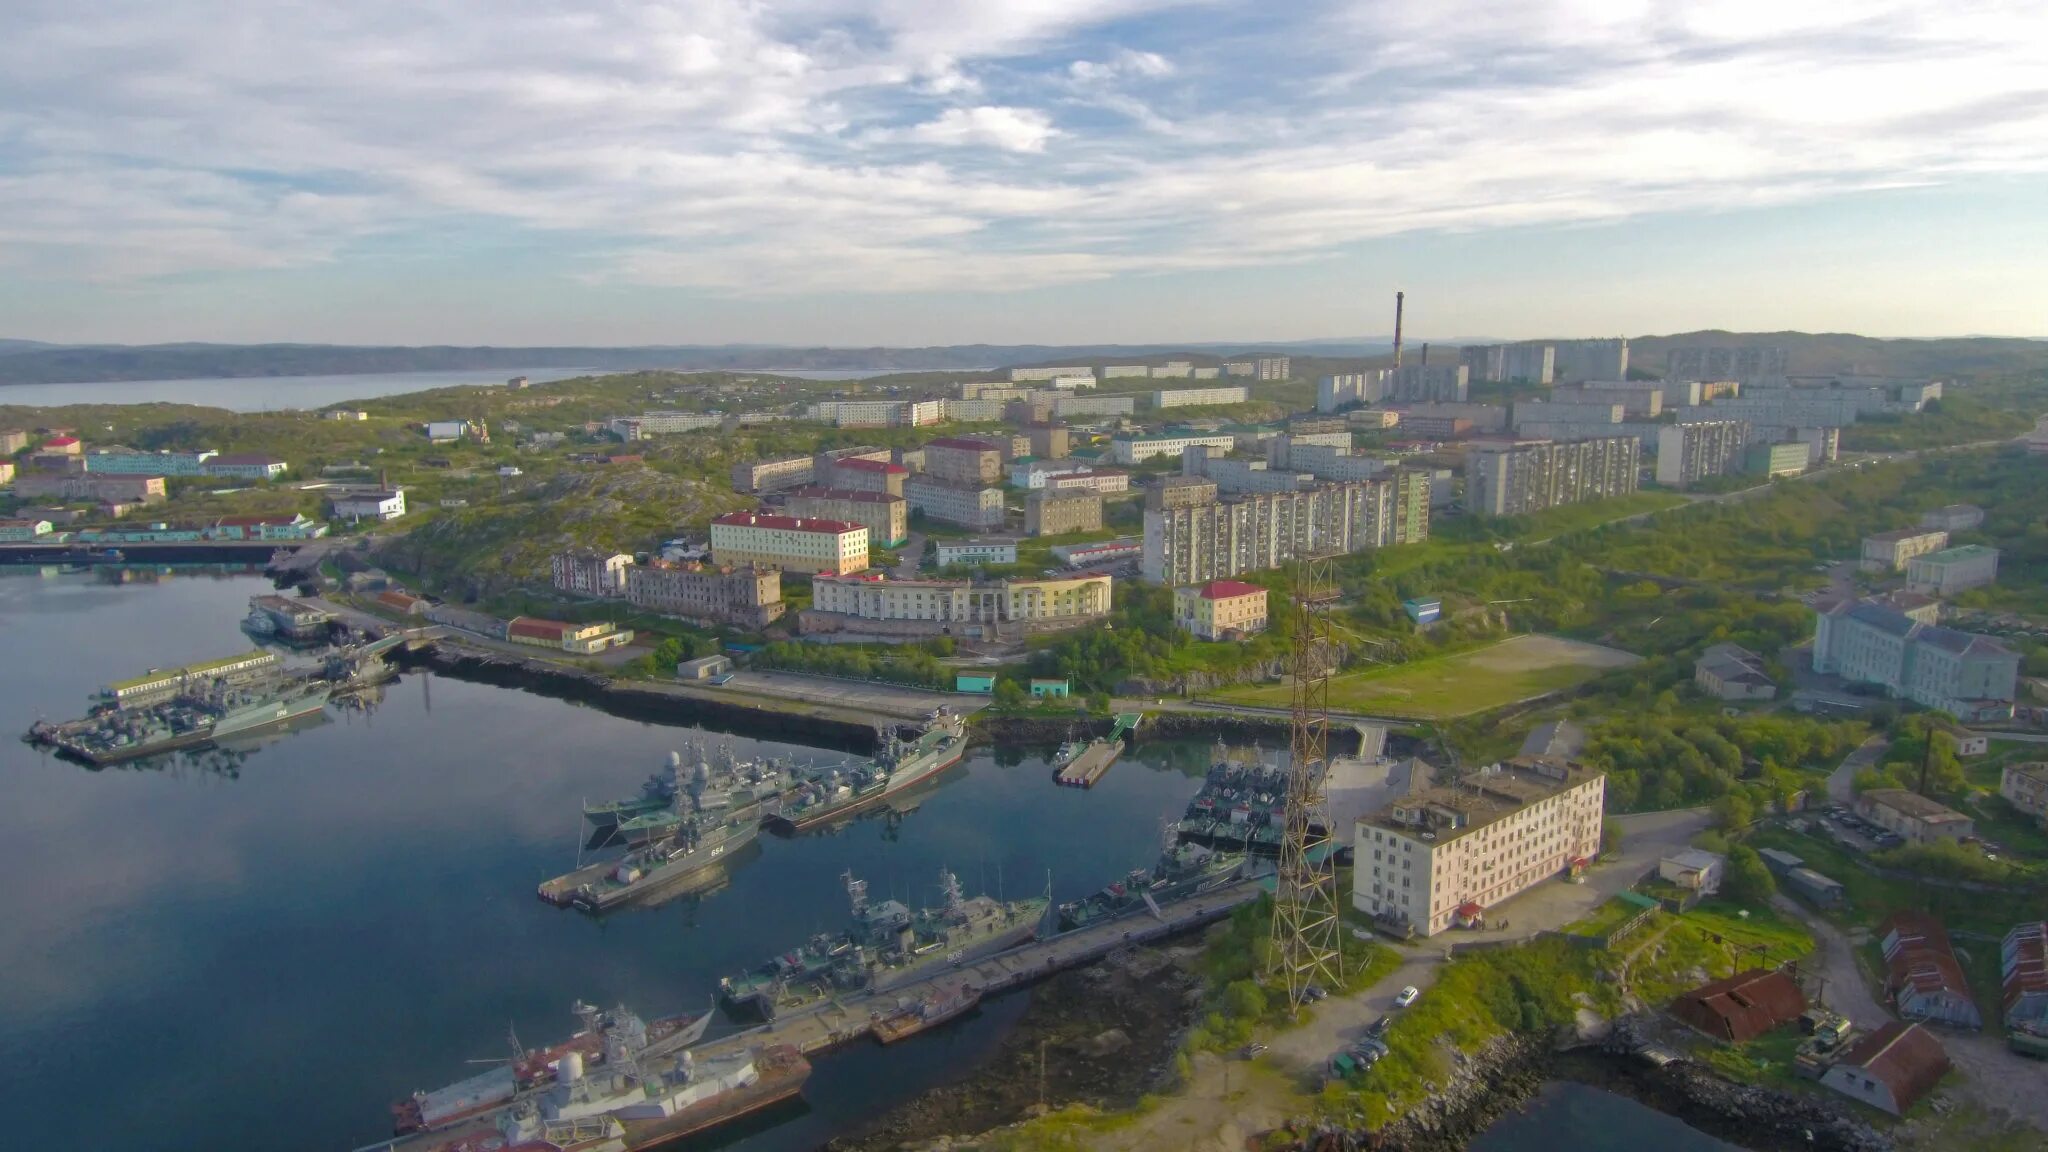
[1027,425,1071,460]
[1465,437,1640,516]
[709,511,869,575]
[551,548,634,597]
[785,487,908,547]
[1025,490,1103,536]
[903,475,1005,530]
[1655,420,1750,488]
[1140,474,1428,584]
[1352,758,1605,937]
[624,562,785,629]
[730,455,814,493]
[804,571,1112,637]
[1174,579,1268,640]
[924,437,1006,485]
[815,456,907,497]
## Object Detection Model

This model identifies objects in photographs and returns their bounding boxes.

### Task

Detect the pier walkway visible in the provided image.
[692,880,1264,1061]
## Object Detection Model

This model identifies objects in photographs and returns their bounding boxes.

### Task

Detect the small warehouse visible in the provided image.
[1671,969,1807,1043]
[1818,1022,1952,1117]
[677,655,734,681]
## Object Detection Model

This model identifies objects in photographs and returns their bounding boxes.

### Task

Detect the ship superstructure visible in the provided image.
[770,710,967,831]
[1057,833,1245,932]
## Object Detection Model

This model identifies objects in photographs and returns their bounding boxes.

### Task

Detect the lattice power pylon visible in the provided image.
[1266,552,1345,1007]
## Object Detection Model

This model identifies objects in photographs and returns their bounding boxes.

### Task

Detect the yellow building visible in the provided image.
[710,511,870,575]
[508,617,635,653]
[1173,579,1269,640]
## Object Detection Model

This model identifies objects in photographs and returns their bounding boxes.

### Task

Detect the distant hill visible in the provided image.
[1624,331,2048,379]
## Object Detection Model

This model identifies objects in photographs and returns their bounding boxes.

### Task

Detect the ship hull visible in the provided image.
[870,915,1039,993]
[776,739,966,832]
[211,686,330,739]
[874,989,983,1044]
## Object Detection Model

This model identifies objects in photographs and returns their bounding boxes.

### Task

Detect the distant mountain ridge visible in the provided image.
[0,331,2041,386]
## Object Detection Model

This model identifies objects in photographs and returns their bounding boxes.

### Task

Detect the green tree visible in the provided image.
[1711,791,1756,831]
[993,678,1027,708]
[1223,979,1268,1021]
[1721,845,1777,905]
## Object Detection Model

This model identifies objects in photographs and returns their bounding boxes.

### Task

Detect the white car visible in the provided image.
[1393,986,1420,1008]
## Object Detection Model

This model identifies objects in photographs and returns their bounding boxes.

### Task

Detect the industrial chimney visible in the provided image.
[1392,291,1405,369]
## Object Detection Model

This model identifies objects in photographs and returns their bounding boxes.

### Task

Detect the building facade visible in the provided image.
[785,488,908,547]
[1664,345,1789,383]
[1154,386,1251,408]
[1654,420,1750,488]
[1317,371,1389,413]
[924,437,1006,485]
[624,562,785,629]
[1861,528,1949,572]
[551,549,633,597]
[1141,474,1428,584]
[1352,759,1605,937]
[81,449,217,475]
[816,456,907,496]
[708,511,869,575]
[1748,440,1809,477]
[1999,763,2048,826]
[1921,504,1985,533]
[1110,432,1237,464]
[1694,642,1776,700]
[730,456,814,493]
[933,539,1019,567]
[201,454,289,480]
[805,572,1112,636]
[1174,579,1268,640]
[1905,545,1999,596]
[1557,382,1664,417]
[1812,597,2018,722]
[1025,490,1104,536]
[1050,393,1135,419]
[330,488,407,521]
[1009,365,1093,382]
[2003,922,2048,1030]
[903,476,1005,530]
[12,472,168,504]
[1880,912,1983,1028]
[1466,437,1640,517]
[1551,338,1630,383]
[1859,789,1974,844]
[1387,363,1470,403]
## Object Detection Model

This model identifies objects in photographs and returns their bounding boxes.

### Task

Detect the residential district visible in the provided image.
[6,324,2048,1152]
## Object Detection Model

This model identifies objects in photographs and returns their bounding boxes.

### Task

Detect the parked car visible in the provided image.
[1239,1042,1267,1059]
[1367,1014,1392,1038]
[1304,985,1329,1002]
[1394,986,1421,1008]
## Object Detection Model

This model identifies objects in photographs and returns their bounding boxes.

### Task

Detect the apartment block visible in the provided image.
[1051,394,1136,419]
[904,476,1005,531]
[608,411,721,439]
[1101,365,1150,379]
[941,398,1006,422]
[1906,545,1999,596]
[624,562,785,629]
[1551,338,1630,384]
[1317,371,1389,413]
[1747,440,1809,478]
[1010,366,1093,382]
[803,400,905,427]
[932,539,1018,567]
[1557,382,1663,417]
[922,437,1005,486]
[1154,386,1251,408]
[1175,579,1268,640]
[1921,504,1985,533]
[1655,420,1750,488]
[1394,403,1509,433]
[1223,361,1256,377]
[1043,468,1128,495]
[1352,758,1605,937]
[1813,597,2018,722]
[1190,457,1311,494]
[1665,345,1790,383]
[1148,475,1219,510]
[731,455,814,493]
[1150,361,1194,379]
[1027,425,1071,460]
[1026,489,1103,536]
[785,488,908,547]
[1503,343,1556,384]
[1255,357,1291,381]
[1387,363,1470,403]
[551,549,634,597]
[0,429,27,454]
[1459,345,1506,383]
[0,461,14,488]
[12,472,168,504]
[959,382,1030,402]
[1512,400,1625,428]
[1110,431,1237,464]
[709,511,869,575]
[804,571,1111,637]
[1466,437,1640,517]
[1860,528,1949,572]
[1140,474,1428,584]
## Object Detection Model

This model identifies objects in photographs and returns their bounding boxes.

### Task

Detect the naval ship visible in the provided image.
[1056,836,1246,932]
[768,710,967,832]
[28,678,330,766]
[719,867,1046,1020]
[584,736,792,840]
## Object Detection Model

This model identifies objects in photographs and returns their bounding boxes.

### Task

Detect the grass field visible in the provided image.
[1211,634,1640,719]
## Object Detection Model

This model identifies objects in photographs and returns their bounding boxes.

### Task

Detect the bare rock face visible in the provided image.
[1085,1028,1132,1057]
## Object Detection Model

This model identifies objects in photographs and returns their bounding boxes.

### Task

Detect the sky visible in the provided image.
[2,0,2047,346]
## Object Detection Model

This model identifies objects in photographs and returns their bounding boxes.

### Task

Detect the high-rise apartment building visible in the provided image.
[1140,474,1429,585]
[1466,437,1641,516]
[1664,345,1789,383]
[1654,420,1751,488]
[923,437,1006,485]
[1387,364,1470,403]
[1551,338,1630,384]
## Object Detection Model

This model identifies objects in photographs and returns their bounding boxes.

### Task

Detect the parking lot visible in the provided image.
[1805,805,1905,853]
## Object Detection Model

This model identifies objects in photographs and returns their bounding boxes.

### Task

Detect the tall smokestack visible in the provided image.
[1393,291,1405,369]
[1420,342,1430,367]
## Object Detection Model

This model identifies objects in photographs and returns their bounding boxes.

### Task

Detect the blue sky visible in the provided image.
[3,0,2045,346]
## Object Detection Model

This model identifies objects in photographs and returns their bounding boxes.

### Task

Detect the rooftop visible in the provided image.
[1833,1022,1951,1112]
[1880,911,1975,1004]
[1674,968,1806,1043]
[1866,527,1946,543]
[208,453,287,466]
[926,437,1003,452]
[787,487,903,504]
[832,457,907,474]
[1197,579,1265,600]
[1862,789,1970,823]
[711,511,861,534]
[1915,544,2000,564]
[1358,759,1602,846]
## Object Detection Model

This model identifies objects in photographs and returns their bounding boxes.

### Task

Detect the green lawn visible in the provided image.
[1209,635,1637,719]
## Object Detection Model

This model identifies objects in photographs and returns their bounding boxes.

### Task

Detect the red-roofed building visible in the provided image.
[1818,1022,1952,1116]
[709,511,869,576]
[41,436,81,455]
[818,454,908,496]
[376,589,430,617]
[1174,579,1268,640]
[1880,912,1983,1028]
[1671,969,1807,1043]
[508,616,634,654]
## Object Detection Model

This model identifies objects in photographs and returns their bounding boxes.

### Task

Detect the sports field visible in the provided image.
[1211,634,1640,719]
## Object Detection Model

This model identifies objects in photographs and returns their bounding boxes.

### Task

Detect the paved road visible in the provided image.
[1828,736,1890,804]
[1114,695,1424,730]
[720,670,987,720]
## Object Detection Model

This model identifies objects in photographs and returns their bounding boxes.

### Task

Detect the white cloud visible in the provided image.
[905,105,1060,152]
[0,0,2045,300]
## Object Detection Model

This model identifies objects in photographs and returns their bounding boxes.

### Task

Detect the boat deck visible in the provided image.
[1054,741,1120,788]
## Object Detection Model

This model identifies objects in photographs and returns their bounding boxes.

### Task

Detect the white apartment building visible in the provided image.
[1255,357,1291,381]
[903,475,1005,530]
[1655,420,1751,488]
[1043,468,1129,494]
[1502,343,1556,384]
[933,539,1019,567]
[1387,364,1470,403]
[1353,759,1606,937]
[1551,338,1630,384]
[1111,431,1237,464]
[1141,474,1430,584]
[1102,365,1150,378]
[1154,386,1251,408]
[1466,437,1640,516]
[1813,597,2019,722]
[1010,366,1094,382]
[1511,400,1625,428]
[1150,361,1195,379]
[1861,528,1949,572]
[1223,361,1256,377]
[731,455,814,493]
[1557,383,1663,418]
[1906,545,1999,596]
[709,511,870,575]
[1049,375,1097,390]
[1053,394,1136,418]
[941,398,1006,422]
[804,400,905,427]
[1921,504,1985,533]
[1318,371,1390,413]
[809,572,1112,626]
[608,411,720,439]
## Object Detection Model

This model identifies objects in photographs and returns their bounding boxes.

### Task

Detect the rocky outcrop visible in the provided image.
[1117,659,1288,697]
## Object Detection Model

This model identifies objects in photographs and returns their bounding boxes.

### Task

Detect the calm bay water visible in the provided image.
[1471,1081,1743,1151]
[0,368,592,411]
[0,569,1210,1151]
